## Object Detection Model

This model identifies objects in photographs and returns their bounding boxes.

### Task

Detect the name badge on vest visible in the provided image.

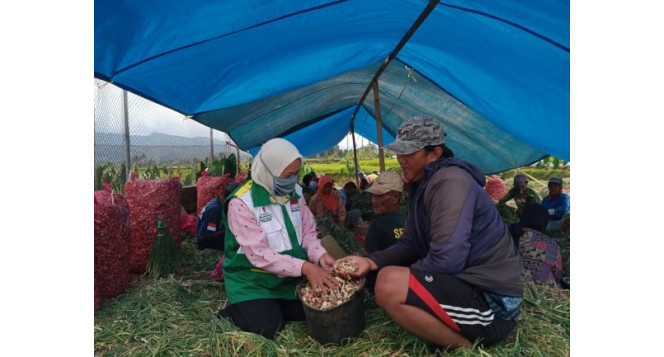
[290,199,300,212]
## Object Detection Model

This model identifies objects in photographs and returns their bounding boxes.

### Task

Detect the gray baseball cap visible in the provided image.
[383,116,446,155]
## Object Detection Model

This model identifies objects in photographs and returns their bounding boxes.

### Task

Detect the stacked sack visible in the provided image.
[125,178,183,273]
[94,184,131,300]
[196,172,235,216]
[94,275,100,313]
[485,175,507,201]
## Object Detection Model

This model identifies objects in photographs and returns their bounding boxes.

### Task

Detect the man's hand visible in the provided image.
[301,261,339,292]
[318,253,335,272]
[333,256,377,278]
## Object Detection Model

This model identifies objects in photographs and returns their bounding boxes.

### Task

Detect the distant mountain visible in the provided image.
[94,132,252,165]
[94,132,227,146]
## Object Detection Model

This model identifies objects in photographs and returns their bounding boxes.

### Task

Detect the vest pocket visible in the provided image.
[261,220,290,252]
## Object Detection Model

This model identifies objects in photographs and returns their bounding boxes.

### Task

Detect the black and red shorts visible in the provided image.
[406,269,517,346]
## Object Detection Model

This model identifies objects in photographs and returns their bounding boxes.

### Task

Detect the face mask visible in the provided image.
[272,175,298,196]
[259,152,298,196]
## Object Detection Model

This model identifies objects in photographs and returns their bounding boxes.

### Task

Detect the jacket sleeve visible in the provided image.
[196,202,222,240]
[410,171,474,274]
[498,188,514,205]
[555,194,570,219]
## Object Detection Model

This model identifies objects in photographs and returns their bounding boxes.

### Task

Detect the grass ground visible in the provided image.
[95,227,570,357]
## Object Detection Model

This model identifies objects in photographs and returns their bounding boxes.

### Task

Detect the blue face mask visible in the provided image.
[260,153,299,196]
[272,175,298,196]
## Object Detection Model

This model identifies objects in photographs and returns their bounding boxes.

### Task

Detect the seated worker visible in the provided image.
[541,177,570,231]
[299,172,316,204]
[338,116,523,351]
[498,174,542,216]
[195,181,240,251]
[363,171,407,294]
[217,138,337,339]
[308,175,346,225]
[338,181,358,211]
[509,204,564,289]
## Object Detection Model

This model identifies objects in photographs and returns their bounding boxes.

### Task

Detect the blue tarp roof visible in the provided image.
[95,0,569,174]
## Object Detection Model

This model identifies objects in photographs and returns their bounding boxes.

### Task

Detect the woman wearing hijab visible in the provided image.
[509,204,564,288]
[217,138,338,339]
[308,175,346,225]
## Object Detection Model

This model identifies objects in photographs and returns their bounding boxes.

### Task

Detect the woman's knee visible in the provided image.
[222,300,286,339]
[245,316,284,339]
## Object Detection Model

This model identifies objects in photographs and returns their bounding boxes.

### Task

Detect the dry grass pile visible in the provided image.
[95,238,569,356]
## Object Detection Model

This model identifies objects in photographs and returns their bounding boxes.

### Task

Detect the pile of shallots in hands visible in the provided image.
[299,259,364,311]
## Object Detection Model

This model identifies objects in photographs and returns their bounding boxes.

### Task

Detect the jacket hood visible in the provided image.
[427,157,486,187]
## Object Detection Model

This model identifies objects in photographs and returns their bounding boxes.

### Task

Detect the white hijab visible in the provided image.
[251,138,303,195]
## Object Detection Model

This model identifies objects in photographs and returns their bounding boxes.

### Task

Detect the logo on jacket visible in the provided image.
[259,212,273,223]
[425,275,433,283]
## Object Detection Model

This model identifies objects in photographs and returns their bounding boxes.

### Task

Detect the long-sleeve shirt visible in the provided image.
[226,197,326,277]
[308,190,346,224]
[541,193,570,221]
[498,186,541,213]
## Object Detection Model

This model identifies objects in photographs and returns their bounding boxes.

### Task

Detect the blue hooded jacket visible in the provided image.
[369,157,523,297]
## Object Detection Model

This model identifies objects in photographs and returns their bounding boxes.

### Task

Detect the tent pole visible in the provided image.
[351,124,360,188]
[372,80,385,172]
[123,90,131,181]
[348,0,439,147]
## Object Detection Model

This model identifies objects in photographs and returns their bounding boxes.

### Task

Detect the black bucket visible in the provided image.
[297,279,366,346]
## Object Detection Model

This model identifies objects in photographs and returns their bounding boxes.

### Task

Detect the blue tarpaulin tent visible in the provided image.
[95,0,569,174]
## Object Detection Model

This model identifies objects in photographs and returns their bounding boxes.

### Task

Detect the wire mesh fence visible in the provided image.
[94,79,249,190]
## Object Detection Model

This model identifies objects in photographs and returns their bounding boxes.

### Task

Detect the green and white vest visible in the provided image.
[222,180,307,304]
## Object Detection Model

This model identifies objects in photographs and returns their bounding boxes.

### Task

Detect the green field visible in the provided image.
[304,158,401,183]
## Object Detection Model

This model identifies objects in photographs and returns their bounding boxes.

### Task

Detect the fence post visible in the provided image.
[123,90,131,181]
[210,128,214,167]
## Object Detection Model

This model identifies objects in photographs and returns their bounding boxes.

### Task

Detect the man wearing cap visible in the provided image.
[338,116,523,351]
[363,171,407,294]
[498,174,542,216]
[541,177,570,231]
[364,171,406,253]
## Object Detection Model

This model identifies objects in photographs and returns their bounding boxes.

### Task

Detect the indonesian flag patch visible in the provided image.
[207,222,217,231]
[290,199,300,212]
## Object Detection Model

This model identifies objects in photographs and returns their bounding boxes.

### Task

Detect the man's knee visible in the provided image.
[374,266,407,308]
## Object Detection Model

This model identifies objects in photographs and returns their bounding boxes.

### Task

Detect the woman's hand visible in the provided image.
[318,253,335,272]
[301,261,339,292]
[333,256,377,278]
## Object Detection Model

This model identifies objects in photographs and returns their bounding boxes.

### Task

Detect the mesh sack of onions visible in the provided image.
[94,185,131,297]
[485,175,507,201]
[125,178,183,273]
[196,173,235,216]
[94,275,100,312]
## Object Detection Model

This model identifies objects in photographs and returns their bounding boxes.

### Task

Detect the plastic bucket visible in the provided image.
[297,279,366,346]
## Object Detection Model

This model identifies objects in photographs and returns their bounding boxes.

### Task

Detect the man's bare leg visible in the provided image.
[374,266,472,350]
